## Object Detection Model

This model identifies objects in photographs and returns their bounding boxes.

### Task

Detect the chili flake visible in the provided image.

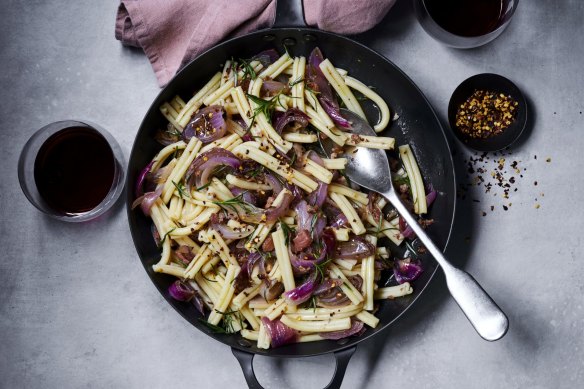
[455,90,518,139]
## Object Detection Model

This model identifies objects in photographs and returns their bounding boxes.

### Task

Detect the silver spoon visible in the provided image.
[328,109,509,341]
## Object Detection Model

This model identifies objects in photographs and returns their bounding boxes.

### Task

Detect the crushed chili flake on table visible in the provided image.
[455,90,518,139]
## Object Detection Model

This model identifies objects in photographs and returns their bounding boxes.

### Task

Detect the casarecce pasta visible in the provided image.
[133,47,435,349]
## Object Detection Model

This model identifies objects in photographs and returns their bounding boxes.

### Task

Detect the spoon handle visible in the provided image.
[383,190,509,341]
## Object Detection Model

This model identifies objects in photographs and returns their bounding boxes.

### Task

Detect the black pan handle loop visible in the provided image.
[232,346,357,389]
[273,0,307,28]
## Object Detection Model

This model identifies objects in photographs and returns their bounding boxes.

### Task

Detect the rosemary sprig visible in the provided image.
[289,77,304,87]
[215,309,243,333]
[314,256,333,280]
[198,318,227,334]
[195,182,212,192]
[279,218,296,244]
[309,213,319,239]
[239,58,257,81]
[159,228,176,246]
[213,192,258,217]
[172,180,190,199]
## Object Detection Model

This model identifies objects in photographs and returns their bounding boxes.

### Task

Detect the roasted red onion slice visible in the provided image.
[183,105,226,143]
[135,161,155,197]
[252,49,280,66]
[261,317,298,348]
[307,47,350,128]
[131,185,162,216]
[394,258,423,284]
[320,320,365,340]
[334,236,375,260]
[209,214,254,240]
[264,191,294,223]
[308,181,328,208]
[231,187,258,206]
[295,200,312,231]
[283,271,318,306]
[275,108,310,134]
[399,189,438,239]
[324,202,349,228]
[263,171,283,193]
[174,245,195,265]
[185,148,241,190]
[261,80,289,96]
[168,280,195,302]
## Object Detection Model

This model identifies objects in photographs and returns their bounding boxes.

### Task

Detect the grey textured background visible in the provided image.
[1,0,583,388]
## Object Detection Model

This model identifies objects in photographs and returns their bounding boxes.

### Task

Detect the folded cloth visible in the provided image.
[115,0,396,87]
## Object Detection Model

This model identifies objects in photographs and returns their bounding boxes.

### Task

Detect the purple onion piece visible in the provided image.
[319,97,351,128]
[252,49,280,66]
[393,258,423,284]
[183,105,226,144]
[185,148,241,191]
[261,317,298,348]
[426,189,438,207]
[275,108,310,134]
[261,80,288,96]
[295,200,312,231]
[131,185,163,216]
[191,291,206,315]
[245,252,263,277]
[283,271,319,306]
[308,181,328,208]
[168,280,195,302]
[320,320,365,340]
[135,161,155,197]
[335,236,375,260]
[209,213,254,240]
[263,171,283,193]
[231,187,258,206]
[264,191,294,223]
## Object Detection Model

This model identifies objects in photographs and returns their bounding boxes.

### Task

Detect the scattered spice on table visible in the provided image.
[455,90,518,139]
[455,149,550,213]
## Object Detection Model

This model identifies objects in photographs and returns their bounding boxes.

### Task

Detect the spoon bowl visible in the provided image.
[327,109,509,341]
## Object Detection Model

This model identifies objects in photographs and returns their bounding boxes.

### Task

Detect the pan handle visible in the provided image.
[273,0,307,28]
[232,346,357,389]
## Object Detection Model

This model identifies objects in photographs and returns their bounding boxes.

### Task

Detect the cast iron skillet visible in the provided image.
[126,2,456,388]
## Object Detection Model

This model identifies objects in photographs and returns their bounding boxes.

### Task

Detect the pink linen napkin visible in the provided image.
[115,0,396,87]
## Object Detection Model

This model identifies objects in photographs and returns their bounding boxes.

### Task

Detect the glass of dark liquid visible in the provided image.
[414,0,520,48]
[18,121,125,222]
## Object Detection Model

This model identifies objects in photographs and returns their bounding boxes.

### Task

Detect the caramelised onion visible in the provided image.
[320,320,365,340]
[308,181,328,208]
[263,171,283,193]
[399,189,438,238]
[275,108,309,134]
[307,47,350,128]
[209,214,254,240]
[231,187,258,206]
[135,161,155,197]
[245,252,263,277]
[334,236,375,260]
[264,191,294,223]
[314,278,349,306]
[261,80,289,96]
[131,185,162,216]
[394,258,423,284]
[261,317,298,348]
[252,49,280,66]
[324,202,348,228]
[183,105,226,143]
[174,245,195,265]
[185,148,241,191]
[261,280,285,302]
[283,271,318,306]
[289,229,335,273]
[155,124,181,146]
[168,280,195,302]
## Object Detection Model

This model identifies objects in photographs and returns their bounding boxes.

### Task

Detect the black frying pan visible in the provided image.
[126,2,456,388]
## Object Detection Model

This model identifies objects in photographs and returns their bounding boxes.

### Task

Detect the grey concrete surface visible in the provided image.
[1,1,583,388]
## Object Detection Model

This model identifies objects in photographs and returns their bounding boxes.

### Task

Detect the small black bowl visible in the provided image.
[448,73,528,152]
